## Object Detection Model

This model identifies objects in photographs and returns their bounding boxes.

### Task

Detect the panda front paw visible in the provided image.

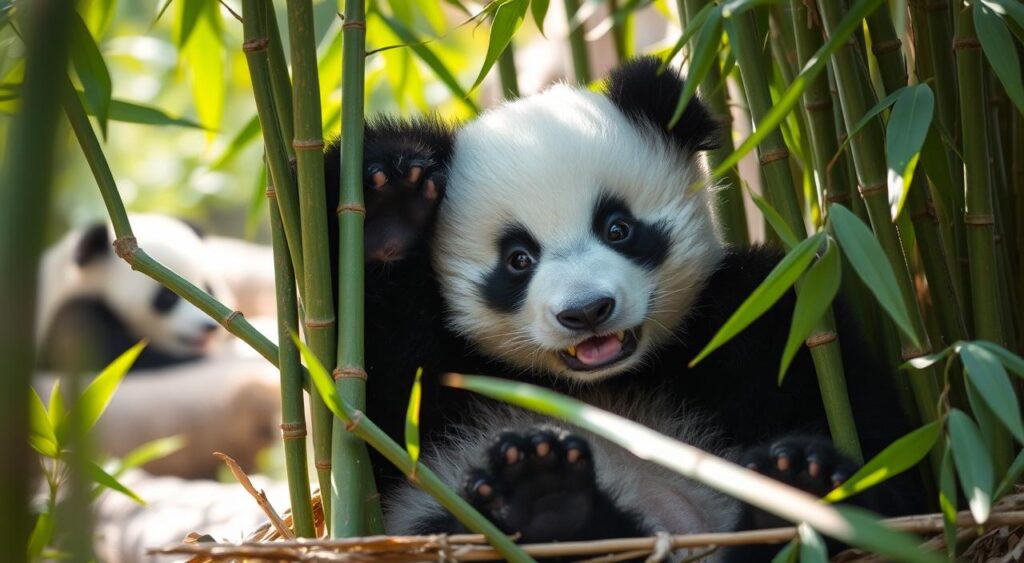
[462,428,601,543]
[740,436,858,497]
[361,154,446,263]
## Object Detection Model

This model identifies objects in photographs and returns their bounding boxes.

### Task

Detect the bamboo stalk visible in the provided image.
[814,0,942,433]
[496,40,520,99]
[287,0,339,529]
[333,0,384,537]
[866,5,967,349]
[954,4,1002,346]
[0,0,74,555]
[564,0,592,85]
[681,0,749,247]
[242,0,305,284]
[728,10,863,461]
[268,190,315,538]
[608,0,633,63]
[61,80,282,366]
[265,4,296,158]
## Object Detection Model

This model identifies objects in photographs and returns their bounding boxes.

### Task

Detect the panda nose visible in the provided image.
[556,297,616,331]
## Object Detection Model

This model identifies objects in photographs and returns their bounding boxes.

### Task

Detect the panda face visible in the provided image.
[92,216,232,359]
[434,85,722,382]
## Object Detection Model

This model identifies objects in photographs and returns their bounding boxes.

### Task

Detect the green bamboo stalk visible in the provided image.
[0,0,74,555]
[333,0,384,537]
[242,0,305,284]
[908,0,970,311]
[1014,112,1024,349]
[564,0,592,85]
[608,0,634,62]
[866,5,967,349]
[954,4,1002,346]
[680,0,749,247]
[814,0,941,431]
[496,40,521,99]
[787,1,884,358]
[265,5,296,157]
[729,10,863,461]
[268,191,315,538]
[287,0,339,529]
[61,80,282,367]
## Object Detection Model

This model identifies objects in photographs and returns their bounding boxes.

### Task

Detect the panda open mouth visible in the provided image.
[558,328,640,371]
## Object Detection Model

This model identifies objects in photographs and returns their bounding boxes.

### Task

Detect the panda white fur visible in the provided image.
[318,58,918,558]
[36,214,233,372]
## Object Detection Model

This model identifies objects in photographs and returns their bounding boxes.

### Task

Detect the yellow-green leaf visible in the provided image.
[116,435,186,476]
[947,409,994,524]
[89,461,145,504]
[293,335,352,423]
[182,1,224,133]
[828,204,920,346]
[747,186,799,249]
[938,443,957,560]
[405,367,424,473]
[48,379,65,440]
[29,388,58,458]
[825,421,941,502]
[531,0,550,36]
[690,232,824,367]
[470,0,528,93]
[885,84,933,220]
[779,238,840,383]
[77,341,145,434]
[670,7,722,127]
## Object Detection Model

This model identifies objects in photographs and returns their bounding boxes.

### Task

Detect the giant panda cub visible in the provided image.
[37,214,232,372]
[322,58,920,552]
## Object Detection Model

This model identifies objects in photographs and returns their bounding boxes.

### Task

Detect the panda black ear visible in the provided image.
[73,223,111,267]
[605,57,721,153]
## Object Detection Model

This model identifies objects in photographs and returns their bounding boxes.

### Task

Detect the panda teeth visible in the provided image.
[566,345,577,357]
[615,331,626,342]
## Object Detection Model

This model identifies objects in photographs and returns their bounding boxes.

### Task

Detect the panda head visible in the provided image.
[73,215,232,359]
[434,58,724,383]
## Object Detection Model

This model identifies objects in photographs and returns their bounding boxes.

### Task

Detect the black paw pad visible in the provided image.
[463,427,598,542]
[361,154,446,263]
[741,437,859,497]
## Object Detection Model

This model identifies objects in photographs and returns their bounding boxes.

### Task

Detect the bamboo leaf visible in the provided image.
[448,374,943,563]
[975,1,1024,115]
[470,0,528,94]
[798,523,828,563]
[80,0,119,38]
[947,409,994,524]
[413,0,447,33]
[747,186,799,249]
[995,448,1024,499]
[982,0,1024,43]
[48,379,65,441]
[378,14,480,114]
[29,388,58,458]
[175,0,203,47]
[885,84,933,220]
[88,461,145,504]
[80,94,205,129]
[779,239,840,383]
[70,13,111,136]
[771,540,799,563]
[531,0,550,35]
[670,7,722,127]
[115,435,186,476]
[690,233,823,367]
[828,204,920,345]
[938,444,958,560]
[659,2,717,72]
[405,367,424,473]
[959,343,1024,443]
[973,340,1024,379]
[900,342,957,370]
[836,85,905,156]
[294,335,353,423]
[182,1,225,132]
[709,0,887,179]
[825,421,941,502]
[28,508,54,559]
[76,341,145,434]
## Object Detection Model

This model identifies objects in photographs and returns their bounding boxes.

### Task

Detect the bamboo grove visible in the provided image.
[4,0,1024,560]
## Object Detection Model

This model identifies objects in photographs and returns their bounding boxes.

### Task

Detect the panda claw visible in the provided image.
[406,164,423,184]
[371,169,388,189]
[423,178,440,201]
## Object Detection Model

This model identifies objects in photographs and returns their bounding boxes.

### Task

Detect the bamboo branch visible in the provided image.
[564,0,592,85]
[333,0,384,537]
[287,0,339,528]
[1,1,75,555]
[496,40,520,99]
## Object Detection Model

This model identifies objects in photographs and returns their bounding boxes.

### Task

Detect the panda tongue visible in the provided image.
[576,334,623,366]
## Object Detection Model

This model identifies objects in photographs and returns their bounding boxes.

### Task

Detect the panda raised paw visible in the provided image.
[361,155,447,263]
[462,428,607,543]
[740,436,858,497]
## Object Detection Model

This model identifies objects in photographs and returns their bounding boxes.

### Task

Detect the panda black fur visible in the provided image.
[37,215,230,372]
[321,58,921,554]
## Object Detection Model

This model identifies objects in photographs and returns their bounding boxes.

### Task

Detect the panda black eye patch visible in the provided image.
[592,194,669,269]
[152,286,180,314]
[481,225,541,313]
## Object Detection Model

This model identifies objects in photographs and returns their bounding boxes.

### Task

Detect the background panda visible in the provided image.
[324,58,918,551]
[36,214,234,372]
